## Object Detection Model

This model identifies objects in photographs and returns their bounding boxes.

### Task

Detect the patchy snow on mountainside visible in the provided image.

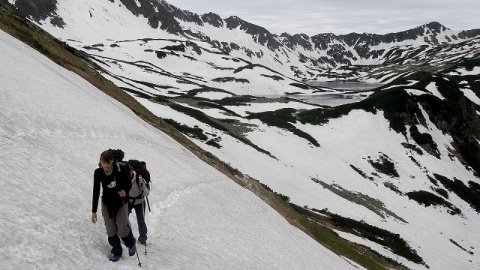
[0,29,362,270]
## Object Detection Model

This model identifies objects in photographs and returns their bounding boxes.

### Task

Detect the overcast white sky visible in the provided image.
[166,0,480,36]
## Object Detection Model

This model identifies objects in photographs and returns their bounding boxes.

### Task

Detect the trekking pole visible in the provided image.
[146,196,151,212]
[123,200,142,267]
[142,196,147,255]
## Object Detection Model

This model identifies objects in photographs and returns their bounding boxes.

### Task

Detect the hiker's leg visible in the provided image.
[134,203,147,243]
[134,204,148,242]
[107,236,122,256]
[101,203,118,236]
[117,203,135,247]
[101,203,122,256]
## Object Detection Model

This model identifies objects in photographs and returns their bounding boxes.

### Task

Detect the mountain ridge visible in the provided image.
[13,0,480,79]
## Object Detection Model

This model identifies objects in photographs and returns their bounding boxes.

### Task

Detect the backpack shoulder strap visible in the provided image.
[135,173,141,188]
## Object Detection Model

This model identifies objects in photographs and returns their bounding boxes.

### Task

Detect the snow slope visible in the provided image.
[0,30,361,269]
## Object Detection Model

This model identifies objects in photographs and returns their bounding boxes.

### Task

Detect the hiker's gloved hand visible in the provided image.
[91,212,97,223]
[118,190,126,198]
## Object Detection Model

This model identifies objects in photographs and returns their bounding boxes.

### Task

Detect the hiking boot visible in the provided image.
[138,239,147,246]
[129,245,136,256]
[109,255,121,262]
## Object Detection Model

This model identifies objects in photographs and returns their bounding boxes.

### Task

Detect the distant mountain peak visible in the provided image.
[423,21,449,32]
[224,16,269,35]
[201,12,223,27]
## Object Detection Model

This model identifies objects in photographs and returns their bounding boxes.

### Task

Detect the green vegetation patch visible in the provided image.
[233,63,263,73]
[367,154,399,178]
[196,101,242,117]
[298,87,423,134]
[121,87,152,99]
[350,164,374,181]
[259,183,290,203]
[162,44,185,52]
[216,95,257,106]
[247,108,320,147]
[409,125,439,157]
[406,190,461,215]
[184,87,233,97]
[450,239,475,255]
[433,173,480,213]
[384,182,403,195]
[260,74,284,81]
[297,102,356,126]
[168,103,275,157]
[312,178,406,222]
[326,211,425,265]
[296,206,408,270]
[432,187,449,199]
[169,103,229,132]
[165,117,222,149]
[212,77,249,83]
[289,82,310,90]
[164,119,208,141]
[206,138,221,148]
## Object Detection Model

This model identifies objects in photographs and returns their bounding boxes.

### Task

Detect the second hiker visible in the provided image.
[128,161,150,246]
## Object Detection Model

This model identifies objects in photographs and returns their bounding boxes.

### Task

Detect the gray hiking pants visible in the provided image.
[101,202,130,238]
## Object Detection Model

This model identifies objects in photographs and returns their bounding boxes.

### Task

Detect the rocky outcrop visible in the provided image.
[201,12,223,28]
[15,0,57,21]
[15,0,64,27]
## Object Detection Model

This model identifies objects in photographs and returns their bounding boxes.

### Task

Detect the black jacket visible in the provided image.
[92,162,131,213]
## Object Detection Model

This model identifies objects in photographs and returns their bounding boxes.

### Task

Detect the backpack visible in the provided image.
[109,149,125,162]
[128,159,151,190]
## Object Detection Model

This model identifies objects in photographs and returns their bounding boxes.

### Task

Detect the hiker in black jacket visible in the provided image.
[91,150,137,262]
